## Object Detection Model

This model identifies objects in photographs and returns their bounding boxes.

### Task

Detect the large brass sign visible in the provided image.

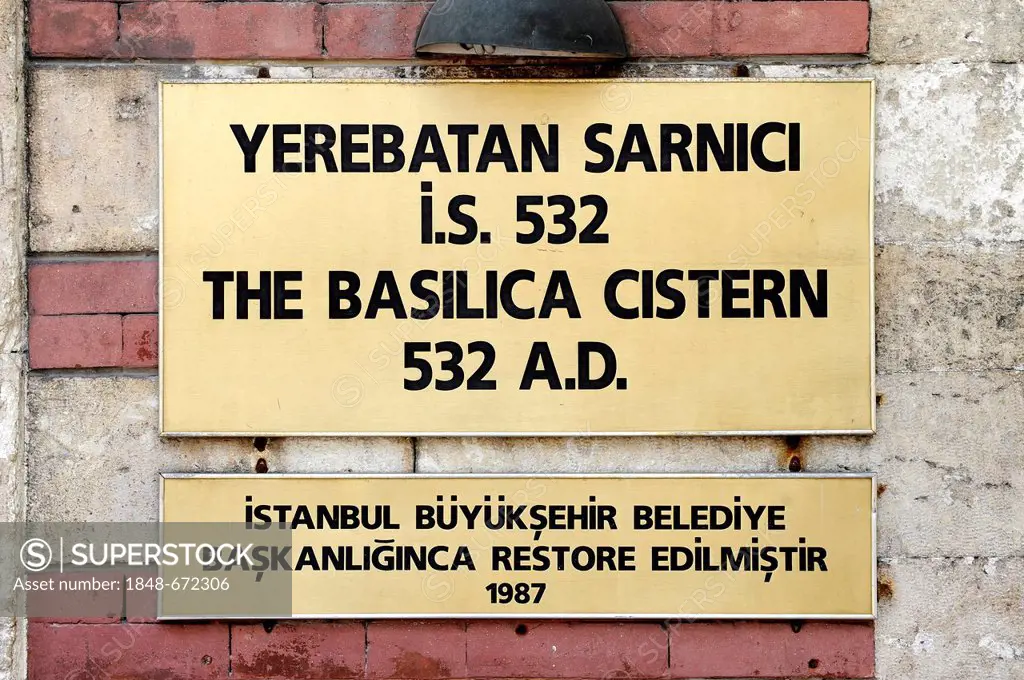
[160,80,874,435]
[159,474,876,619]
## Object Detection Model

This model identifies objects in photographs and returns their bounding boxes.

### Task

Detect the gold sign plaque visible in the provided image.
[160,80,874,435]
[159,474,876,619]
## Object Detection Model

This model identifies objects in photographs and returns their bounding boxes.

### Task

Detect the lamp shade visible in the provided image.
[415,0,627,59]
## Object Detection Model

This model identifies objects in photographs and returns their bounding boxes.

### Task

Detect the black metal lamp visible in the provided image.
[415,0,627,59]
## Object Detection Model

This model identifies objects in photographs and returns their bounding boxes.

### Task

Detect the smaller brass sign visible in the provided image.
[159,474,875,619]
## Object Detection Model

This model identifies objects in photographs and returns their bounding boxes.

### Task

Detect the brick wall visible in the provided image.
[29,1,869,60]
[28,261,157,369]
[30,621,875,679]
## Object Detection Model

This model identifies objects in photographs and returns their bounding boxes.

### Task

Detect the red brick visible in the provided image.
[611,1,716,58]
[466,621,667,678]
[28,622,229,680]
[368,621,467,679]
[324,3,428,59]
[232,622,364,679]
[713,2,869,56]
[122,314,158,368]
[29,314,122,369]
[611,1,868,57]
[29,0,118,57]
[669,622,874,678]
[29,261,158,316]
[120,3,322,59]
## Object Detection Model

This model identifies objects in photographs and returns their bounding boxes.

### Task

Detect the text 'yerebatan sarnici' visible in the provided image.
[159,80,874,436]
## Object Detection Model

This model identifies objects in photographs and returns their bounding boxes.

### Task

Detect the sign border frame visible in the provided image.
[158,78,877,437]
[157,472,877,621]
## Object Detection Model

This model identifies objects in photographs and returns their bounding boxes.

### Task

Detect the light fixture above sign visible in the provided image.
[414,0,627,59]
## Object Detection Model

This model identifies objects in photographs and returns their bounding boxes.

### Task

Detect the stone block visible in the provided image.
[876,244,1024,372]
[26,376,413,522]
[875,557,1024,678]
[28,65,312,253]
[870,0,1024,64]
[759,63,1024,246]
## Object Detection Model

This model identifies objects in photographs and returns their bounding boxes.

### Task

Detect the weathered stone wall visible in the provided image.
[14,0,1024,677]
[0,0,25,673]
